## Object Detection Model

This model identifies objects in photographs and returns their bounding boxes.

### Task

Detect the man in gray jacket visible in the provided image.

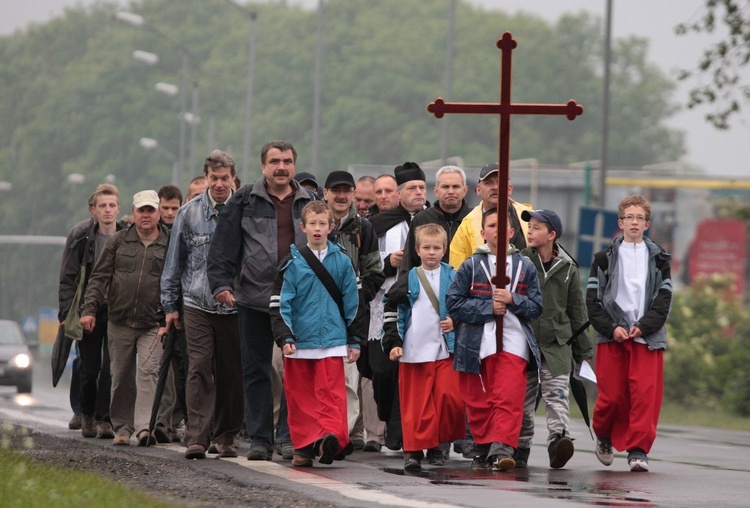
[208,140,314,460]
[81,190,169,447]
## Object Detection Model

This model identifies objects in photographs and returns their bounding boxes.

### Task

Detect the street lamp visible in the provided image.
[140,137,178,182]
[117,11,191,188]
[223,0,258,184]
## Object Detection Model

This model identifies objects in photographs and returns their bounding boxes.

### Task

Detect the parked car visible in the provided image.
[0,320,33,393]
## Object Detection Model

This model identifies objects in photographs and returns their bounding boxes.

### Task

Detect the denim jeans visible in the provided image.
[237,305,290,450]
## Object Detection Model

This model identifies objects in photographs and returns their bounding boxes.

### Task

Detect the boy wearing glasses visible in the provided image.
[586,194,672,472]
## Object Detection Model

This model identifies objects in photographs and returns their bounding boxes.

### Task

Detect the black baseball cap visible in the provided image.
[324,170,355,189]
[478,162,498,183]
[521,209,563,239]
[295,172,319,187]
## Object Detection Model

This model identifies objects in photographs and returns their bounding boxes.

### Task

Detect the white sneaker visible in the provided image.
[595,436,614,466]
[628,449,649,472]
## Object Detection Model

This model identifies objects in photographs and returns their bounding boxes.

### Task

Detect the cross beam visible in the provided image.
[428,31,583,349]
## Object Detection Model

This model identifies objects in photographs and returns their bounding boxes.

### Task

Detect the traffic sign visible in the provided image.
[577,206,620,267]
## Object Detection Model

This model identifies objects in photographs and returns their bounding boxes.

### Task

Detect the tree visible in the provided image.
[675,0,750,129]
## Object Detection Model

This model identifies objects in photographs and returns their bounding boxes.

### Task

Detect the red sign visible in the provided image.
[687,219,747,295]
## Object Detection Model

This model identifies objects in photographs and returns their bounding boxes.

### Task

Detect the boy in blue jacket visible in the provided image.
[382,224,465,471]
[270,201,362,467]
[447,208,543,472]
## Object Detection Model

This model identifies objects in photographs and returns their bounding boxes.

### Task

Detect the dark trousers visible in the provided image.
[79,311,111,423]
[368,338,402,449]
[69,343,81,414]
[183,307,244,448]
[237,305,276,450]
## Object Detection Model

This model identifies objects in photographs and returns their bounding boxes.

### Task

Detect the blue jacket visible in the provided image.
[270,241,361,349]
[446,245,543,375]
[161,190,235,315]
[382,262,456,355]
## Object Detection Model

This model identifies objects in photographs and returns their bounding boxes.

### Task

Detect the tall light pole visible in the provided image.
[311,0,324,174]
[599,0,613,208]
[441,0,457,165]
[117,11,191,188]
[223,1,258,184]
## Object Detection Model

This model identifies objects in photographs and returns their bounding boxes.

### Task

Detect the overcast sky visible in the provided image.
[2,0,747,177]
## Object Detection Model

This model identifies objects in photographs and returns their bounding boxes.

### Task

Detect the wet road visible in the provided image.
[1,357,749,507]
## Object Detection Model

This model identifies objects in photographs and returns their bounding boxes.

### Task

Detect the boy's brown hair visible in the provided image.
[301,200,331,224]
[88,183,119,208]
[414,223,447,250]
[618,194,651,221]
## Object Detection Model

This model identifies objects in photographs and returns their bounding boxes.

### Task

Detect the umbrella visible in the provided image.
[147,327,178,447]
[51,324,73,387]
[567,321,593,439]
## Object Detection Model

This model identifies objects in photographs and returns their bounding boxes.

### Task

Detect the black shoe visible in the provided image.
[350,438,365,450]
[153,425,171,444]
[317,434,340,465]
[470,455,489,471]
[548,434,574,469]
[363,441,382,452]
[427,447,445,466]
[404,457,421,471]
[334,441,354,460]
[513,447,531,468]
[247,445,271,461]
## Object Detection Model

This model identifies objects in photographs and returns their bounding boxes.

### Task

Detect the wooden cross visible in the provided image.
[428,31,583,348]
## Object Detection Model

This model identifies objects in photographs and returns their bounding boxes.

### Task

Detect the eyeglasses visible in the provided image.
[621,215,648,223]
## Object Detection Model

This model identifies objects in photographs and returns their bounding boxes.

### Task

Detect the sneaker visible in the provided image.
[113,431,131,446]
[513,447,531,468]
[217,444,239,458]
[68,413,82,430]
[362,441,382,452]
[628,449,649,472]
[136,430,156,447]
[350,438,365,451]
[292,454,313,467]
[470,455,489,471]
[96,422,115,439]
[404,456,422,471]
[595,436,614,466]
[153,425,171,444]
[185,444,206,460]
[277,442,294,460]
[548,434,575,469]
[490,454,516,472]
[427,448,445,466]
[247,445,272,461]
[317,434,340,465]
[81,414,97,438]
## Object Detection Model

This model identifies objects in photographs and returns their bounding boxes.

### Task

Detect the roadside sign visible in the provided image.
[22,316,38,336]
[577,206,621,267]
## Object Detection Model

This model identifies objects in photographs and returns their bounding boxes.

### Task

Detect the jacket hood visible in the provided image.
[472,243,520,256]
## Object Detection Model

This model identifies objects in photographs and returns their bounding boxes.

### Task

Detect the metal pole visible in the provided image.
[189,84,199,179]
[599,0,612,208]
[440,0,456,165]
[311,0,324,174]
[176,52,190,187]
[242,11,258,183]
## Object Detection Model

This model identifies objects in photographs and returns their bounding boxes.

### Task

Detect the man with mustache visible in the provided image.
[449,163,531,270]
[208,141,314,461]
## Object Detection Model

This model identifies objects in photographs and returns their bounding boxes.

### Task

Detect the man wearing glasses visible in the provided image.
[208,141,314,461]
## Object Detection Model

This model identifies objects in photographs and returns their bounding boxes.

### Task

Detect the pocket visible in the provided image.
[114,245,138,273]
[149,248,165,276]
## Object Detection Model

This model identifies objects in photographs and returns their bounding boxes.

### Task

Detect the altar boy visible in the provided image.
[382,224,465,471]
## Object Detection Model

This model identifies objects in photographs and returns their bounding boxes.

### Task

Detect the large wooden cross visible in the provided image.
[428,31,583,348]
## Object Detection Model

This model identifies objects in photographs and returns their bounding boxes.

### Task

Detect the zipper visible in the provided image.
[132,244,149,326]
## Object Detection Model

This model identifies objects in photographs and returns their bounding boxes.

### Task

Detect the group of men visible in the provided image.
[58,139,670,473]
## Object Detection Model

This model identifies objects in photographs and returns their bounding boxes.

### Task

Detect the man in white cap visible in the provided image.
[80,189,169,447]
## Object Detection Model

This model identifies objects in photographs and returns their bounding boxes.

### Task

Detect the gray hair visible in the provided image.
[435,165,467,187]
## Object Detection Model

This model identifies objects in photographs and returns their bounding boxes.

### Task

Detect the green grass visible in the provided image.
[0,449,180,508]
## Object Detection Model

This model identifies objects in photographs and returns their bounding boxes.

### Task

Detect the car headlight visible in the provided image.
[11,354,31,369]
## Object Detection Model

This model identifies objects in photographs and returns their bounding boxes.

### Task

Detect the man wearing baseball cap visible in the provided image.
[80,190,169,447]
[449,162,532,270]
[517,208,593,469]
[323,170,385,452]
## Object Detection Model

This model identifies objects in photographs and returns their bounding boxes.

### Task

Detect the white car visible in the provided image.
[0,320,33,393]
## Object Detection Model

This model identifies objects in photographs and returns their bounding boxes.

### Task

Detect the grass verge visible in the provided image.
[0,448,179,508]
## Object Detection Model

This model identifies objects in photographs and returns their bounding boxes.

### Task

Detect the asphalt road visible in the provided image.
[1,353,749,507]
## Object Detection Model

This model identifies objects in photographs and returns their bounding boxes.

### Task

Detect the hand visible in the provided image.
[215,290,236,307]
[493,300,507,315]
[494,288,513,304]
[347,347,361,363]
[440,317,454,333]
[628,326,643,339]
[282,343,296,356]
[613,326,630,342]
[389,346,403,362]
[389,249,404,268]
[165,311,180,332]
[80,315,95,333]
